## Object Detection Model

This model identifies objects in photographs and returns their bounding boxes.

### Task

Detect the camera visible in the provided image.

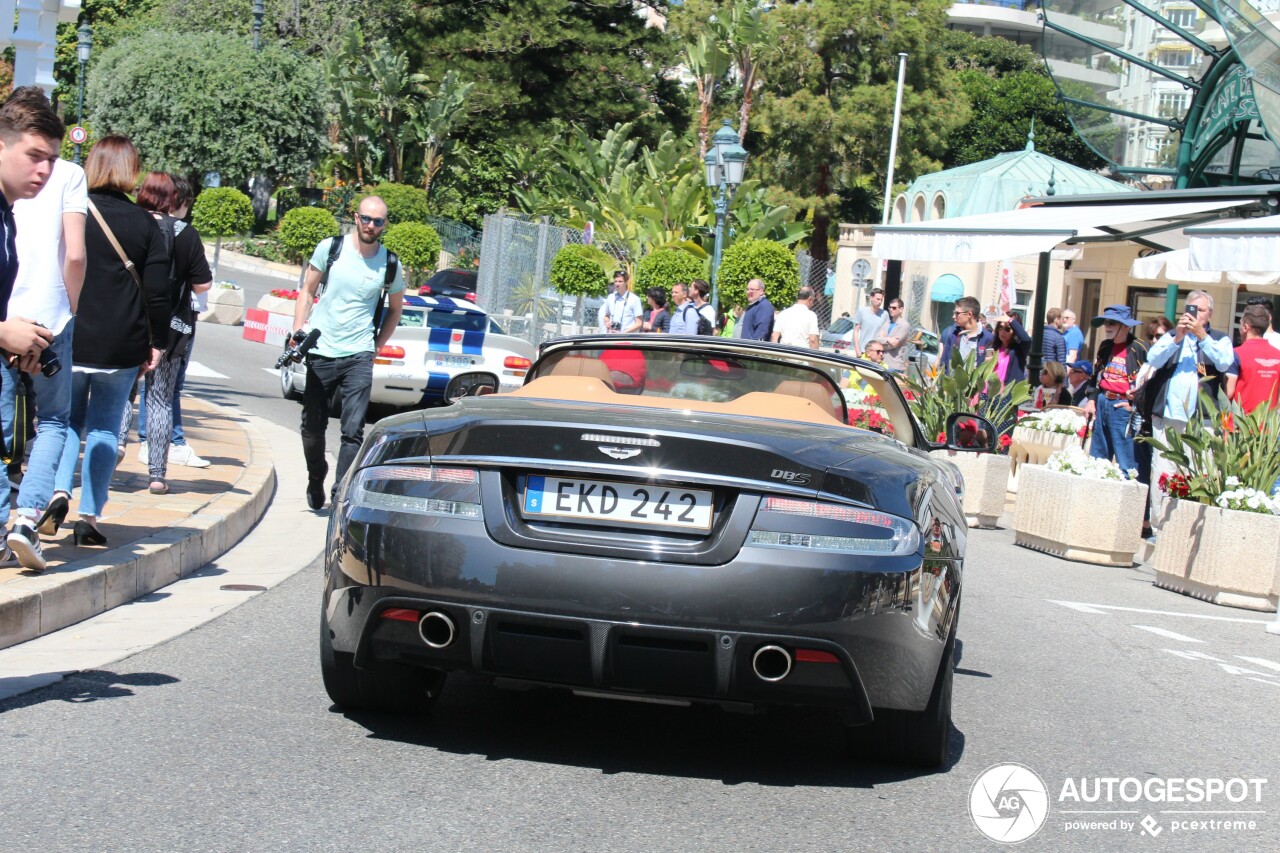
[275,328,321,369]
[610,323,622,331]
[35,323,59,377]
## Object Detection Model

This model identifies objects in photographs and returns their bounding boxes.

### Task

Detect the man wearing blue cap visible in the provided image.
[1066,360,1091,407]
[1082,305,1147,478]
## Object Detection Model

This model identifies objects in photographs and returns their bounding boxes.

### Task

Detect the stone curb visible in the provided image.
[203,243,301,282]
[0,404,276,650]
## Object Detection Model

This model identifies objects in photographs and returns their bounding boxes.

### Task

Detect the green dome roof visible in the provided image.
[903,130,1136,220]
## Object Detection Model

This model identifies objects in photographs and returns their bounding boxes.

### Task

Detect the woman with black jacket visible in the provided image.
[45,136,169,546]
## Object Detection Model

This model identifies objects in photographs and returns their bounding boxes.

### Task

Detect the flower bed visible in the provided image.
[1014,450,1145,566]
[200,281,244,326]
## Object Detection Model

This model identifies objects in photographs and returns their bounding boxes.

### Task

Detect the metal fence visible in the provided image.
[796,249,836,330]
[475,212,630,345]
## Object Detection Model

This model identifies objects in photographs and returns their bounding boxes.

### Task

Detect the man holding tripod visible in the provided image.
[291,196,404,510]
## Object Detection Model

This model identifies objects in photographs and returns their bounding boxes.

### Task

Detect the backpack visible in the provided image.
[318,235,401,340]
[158,215,197,357]
[682,302,713,335]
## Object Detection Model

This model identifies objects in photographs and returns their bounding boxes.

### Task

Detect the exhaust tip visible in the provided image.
[418,611,456,649]
[751,645,792,682]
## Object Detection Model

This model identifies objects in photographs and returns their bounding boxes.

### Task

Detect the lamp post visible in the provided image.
[703,119,748,315]
[252,0,265,51]
[74,24,92,166]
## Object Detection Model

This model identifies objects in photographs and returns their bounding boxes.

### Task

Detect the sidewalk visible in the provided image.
[0,397,274,650]
[204,242,301,282]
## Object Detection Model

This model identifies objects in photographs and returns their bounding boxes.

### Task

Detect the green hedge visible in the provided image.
[383,222,442,288]
[634,248,705,296]
[191,187,254,237]
[550,244,612,298]
[357,182,431,225]
[715,238,799,309]
[276,207,340,264]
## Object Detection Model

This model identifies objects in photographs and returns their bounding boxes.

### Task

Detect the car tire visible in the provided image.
[280,343,302,400]
[848,632,955,768]
[319,593,444,714]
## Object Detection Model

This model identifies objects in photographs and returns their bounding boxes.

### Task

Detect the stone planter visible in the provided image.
[1007,426,1080,493]
[1013,465,1145,566]
[256,293,298,316]
[199,286,244,326]
[1153,500,1280,611]
[930,450,1009,529]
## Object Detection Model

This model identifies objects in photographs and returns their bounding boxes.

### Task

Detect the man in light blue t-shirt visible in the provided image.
[292,196,405,509]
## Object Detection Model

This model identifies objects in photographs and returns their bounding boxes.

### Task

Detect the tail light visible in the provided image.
[378,345,405,359]
[465,292,477,302]
[750,497,919,556]
[420,284,432,294]
[350,465,481,519]
[504,356,532,370]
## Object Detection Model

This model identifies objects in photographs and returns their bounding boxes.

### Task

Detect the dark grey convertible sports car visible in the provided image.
[321,335,988,766]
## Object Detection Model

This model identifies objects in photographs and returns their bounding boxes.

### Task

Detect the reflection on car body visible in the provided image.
[320,335,982,767]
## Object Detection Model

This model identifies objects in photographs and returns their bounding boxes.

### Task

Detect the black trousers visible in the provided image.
[300,351,373,495]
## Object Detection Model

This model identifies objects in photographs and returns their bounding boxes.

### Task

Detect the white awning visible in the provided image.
[873,199,1248,263]
[1187,215,1280,274]
[1130,247,1280,287]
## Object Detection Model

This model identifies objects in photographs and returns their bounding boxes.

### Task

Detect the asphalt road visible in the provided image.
[2,284,1279,851]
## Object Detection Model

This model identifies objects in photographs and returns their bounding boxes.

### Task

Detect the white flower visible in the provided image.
[1225,476,1241,487]
[1019,409,1088,435]
[1045,447,1128,481]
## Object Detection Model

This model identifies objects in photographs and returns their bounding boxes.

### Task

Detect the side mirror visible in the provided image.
[445,373,498,402]
[944,413,999,452]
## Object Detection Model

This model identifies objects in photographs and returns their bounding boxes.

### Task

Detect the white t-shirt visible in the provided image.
[774,302,819,348]
[12,159,88,334]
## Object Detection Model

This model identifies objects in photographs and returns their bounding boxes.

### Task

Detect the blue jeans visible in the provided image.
[138,346,189,445]
[1090,397,1138,476]
[0,319,75,519]
[54,367,137,517]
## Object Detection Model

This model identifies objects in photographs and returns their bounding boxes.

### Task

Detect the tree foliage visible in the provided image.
[635,249,706,295]
[151,0,411,56]
[358,183,432,225]
[382,222,442,287]
[89,31,326,190]
[715,238,799,310]
[549,244,612,298]
[277,207,339,264]
[192,188,254,237]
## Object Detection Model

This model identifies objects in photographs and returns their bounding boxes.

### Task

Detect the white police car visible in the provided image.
[280,295,535,408]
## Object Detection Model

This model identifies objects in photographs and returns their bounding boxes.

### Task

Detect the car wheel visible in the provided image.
[280,345,301,400]
[319,592,445,714]
[848,634,954,768]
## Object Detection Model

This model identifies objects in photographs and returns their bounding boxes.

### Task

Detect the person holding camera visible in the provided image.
[598,270,641,333]
[292,196,404,511]
[1143,291,1235,532]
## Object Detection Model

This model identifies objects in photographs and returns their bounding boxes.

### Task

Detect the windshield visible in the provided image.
[399,308,488,332]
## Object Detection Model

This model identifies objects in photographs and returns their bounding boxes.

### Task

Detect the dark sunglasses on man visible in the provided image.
[357,213,386,227]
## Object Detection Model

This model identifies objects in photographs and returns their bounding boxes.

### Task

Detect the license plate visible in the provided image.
[434,355,470,367]
[523,476,713,531]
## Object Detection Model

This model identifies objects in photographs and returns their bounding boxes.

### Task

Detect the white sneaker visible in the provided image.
[136,441,148,463]
[7,521,45,571]
[168,444,210,468]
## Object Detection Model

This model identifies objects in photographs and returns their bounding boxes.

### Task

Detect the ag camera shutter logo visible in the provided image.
[969,763,1050,844]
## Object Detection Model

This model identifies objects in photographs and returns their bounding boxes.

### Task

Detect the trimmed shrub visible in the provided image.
[383,222,442,288]
[277,206,340,264]
[192,187,254,237]
[715,238,800,310]
[550,244,612,298]
[634,248,705,296]
[357,182,431,225]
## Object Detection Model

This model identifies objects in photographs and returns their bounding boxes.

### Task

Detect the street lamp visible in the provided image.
[252,0,265,51]
[74,23,92,166]
[703,119,748,314]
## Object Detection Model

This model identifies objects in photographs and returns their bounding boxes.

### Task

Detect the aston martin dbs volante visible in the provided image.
[320,335,990,766]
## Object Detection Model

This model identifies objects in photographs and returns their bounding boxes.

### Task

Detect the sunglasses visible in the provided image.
[357,214,387,227]
[866,348,884,355]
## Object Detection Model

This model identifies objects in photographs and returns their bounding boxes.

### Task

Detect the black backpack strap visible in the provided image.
[317,235,344,298]
[372,249,399,342]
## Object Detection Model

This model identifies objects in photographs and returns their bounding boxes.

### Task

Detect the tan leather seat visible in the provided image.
[543,355,615,390]
[773,380,844,422]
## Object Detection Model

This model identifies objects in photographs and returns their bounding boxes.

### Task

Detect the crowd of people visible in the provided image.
[0,87,211,572]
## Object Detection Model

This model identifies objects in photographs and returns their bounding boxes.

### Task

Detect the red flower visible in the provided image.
[936,431,947,443]
[1221,412,1235,434]
[1076,426,1088,439]
[1157,473,1169,490]
[998,434,1012,449]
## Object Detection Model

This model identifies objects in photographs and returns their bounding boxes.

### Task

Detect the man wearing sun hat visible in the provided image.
[1081,305,1147,478]
[1066,359,1092,406]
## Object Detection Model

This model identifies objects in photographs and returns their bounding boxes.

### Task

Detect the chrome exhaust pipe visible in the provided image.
[751,645,792,682]
[418,611,456,649]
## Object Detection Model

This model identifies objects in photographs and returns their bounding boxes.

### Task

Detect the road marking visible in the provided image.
[1162,649,1224,662]
[1131,625,1204,643]
[184,361,228,379]
[260,367,278,376]
[1049,599,1270,624]
[1237,656,1280,672]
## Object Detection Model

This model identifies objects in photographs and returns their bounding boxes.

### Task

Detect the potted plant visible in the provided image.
[905,351,1029,528]
[257,287,316,316]
[1007,407,1089,492]
[1014,447,1145,566]
[1147,397,1280,610]
[201,280,244,326]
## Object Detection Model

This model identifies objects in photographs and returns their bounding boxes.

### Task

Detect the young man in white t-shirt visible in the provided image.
[772,286,820,349]
[3,157,87,569]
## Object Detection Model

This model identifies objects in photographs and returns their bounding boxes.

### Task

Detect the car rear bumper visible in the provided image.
[325,510,959,713]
